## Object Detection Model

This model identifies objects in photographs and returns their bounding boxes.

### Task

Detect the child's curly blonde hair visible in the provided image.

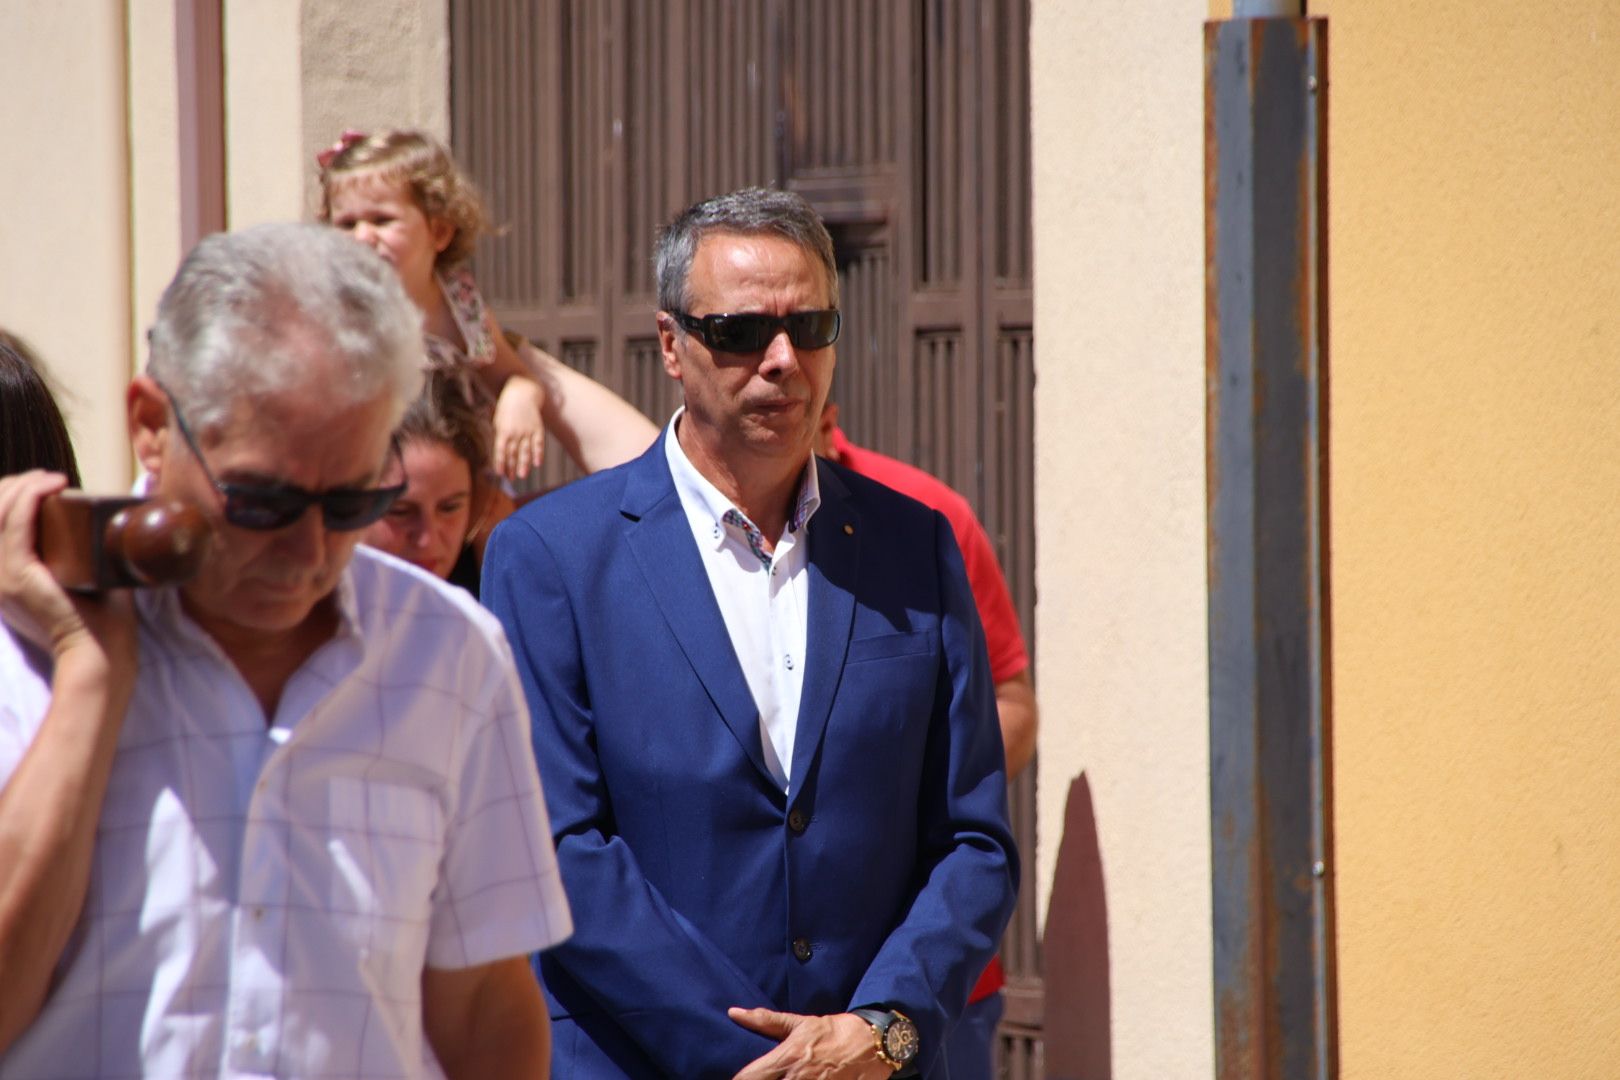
[317,129,497,270]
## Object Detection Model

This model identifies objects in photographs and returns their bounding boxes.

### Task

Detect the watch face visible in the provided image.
[884,1019,920,1064]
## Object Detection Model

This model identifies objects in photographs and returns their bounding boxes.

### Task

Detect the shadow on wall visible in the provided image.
[1044,772,1111,1079]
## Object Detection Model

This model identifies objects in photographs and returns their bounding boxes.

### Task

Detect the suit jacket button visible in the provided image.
[792,936,813,961]
[788,808,809,834]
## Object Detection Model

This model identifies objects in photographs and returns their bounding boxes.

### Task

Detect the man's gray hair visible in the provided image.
[654,187,839,314]
[147,222,424,434]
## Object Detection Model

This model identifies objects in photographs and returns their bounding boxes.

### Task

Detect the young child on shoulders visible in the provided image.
[317,128,656,482]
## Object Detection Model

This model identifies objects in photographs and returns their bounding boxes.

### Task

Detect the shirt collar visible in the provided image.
[663,407,822,552]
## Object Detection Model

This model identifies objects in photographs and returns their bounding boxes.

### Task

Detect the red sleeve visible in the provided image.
[832,427,1029,684]
[952,510,1029,685]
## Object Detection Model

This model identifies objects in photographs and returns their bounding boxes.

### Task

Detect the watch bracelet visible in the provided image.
[851,1007,920,1076]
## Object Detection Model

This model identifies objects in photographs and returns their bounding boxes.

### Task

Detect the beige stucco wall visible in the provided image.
[1031,3,1214,1077]
[1322,2,1620,1075]
[223,0,450,225]
[0,5,133,489]
[301,0,450,214]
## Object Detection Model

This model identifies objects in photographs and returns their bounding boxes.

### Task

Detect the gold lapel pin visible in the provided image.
[843,523,855,535]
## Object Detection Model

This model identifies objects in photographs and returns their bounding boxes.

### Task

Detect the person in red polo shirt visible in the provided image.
[816,402,1037,1079]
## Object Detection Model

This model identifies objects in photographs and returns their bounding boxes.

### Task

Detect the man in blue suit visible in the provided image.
[483,187,1017,1078]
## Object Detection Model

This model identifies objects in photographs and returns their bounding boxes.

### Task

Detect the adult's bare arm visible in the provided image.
[0,471,137,1052]
[423,955,550,1079]
[505,332,658,473]
[995,669,1038,779]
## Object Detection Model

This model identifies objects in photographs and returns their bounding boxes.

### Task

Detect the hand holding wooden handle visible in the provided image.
[38,492,213,591]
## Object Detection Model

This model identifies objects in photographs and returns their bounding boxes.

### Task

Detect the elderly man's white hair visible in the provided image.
[146,222,424,434]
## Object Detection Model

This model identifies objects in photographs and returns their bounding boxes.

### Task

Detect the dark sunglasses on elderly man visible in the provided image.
[672,309,841,354]
[163,386,405,532]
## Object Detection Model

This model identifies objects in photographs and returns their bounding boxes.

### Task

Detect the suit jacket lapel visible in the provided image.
[789,459,859,803]
[621,436,777,788]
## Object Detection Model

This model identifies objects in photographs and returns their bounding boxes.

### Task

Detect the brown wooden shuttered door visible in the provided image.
[452,2,1039,1073]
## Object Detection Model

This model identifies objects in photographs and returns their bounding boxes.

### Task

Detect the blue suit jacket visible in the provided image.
[482,434,1018,1078]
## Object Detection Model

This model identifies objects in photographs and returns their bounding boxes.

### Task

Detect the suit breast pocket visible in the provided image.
[845,629,933,665]
[837,630,939,743]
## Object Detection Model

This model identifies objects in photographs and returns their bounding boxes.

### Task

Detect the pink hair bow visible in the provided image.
[316,129,368,169]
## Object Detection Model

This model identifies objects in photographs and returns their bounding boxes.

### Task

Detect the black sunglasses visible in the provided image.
[672,309,841,353]
[164,389,405,532]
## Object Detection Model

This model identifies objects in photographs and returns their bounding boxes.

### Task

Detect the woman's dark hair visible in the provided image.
[398,370,492,476]
[397,369,494,526]
[0,333,81,484]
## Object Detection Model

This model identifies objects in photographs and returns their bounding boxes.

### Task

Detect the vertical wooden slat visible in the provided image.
[727,0,739,187]
[710,0,721,194]
[590,0,606,303]
[699,0,714,194]
[759,1,773,184]
[578,0,595,300]
[734,0,747,184]
[895,0,918,465]
[748,0,764,181]
[493,0,509,295]
[569,0,581,299]
[603,0,623,396]
[717,1,732,187]
[867,0,880,165]
[499,0,514,296]
[934,0,951,285]
[960,0,985,512]
[666,0,688,242]
[732,0,746,187]
[805,1,821,166]
[686,2,699,196]
[518,0,532,300]
[919,2,936,284]
[838,0,853,165]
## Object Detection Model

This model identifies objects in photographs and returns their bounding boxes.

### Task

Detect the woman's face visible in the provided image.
[362,438,474,579]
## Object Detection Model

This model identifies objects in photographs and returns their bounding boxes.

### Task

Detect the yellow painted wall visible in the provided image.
[1324,2,1620,1076]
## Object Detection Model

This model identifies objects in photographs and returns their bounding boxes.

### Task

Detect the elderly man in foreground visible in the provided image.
[0,223,569,1078]
[484,187,1017,1078]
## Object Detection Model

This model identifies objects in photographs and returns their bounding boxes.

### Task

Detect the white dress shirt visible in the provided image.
[664,410,821,791]
[0,547,572,1079]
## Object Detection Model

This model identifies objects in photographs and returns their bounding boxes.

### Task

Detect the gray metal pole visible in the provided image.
[1233,0,1304,17]
[1206,13,1333,1080]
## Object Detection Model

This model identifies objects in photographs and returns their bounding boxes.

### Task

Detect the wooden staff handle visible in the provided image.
[37,492,213,591]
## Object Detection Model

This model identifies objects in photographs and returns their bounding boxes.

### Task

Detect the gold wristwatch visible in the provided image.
[851,1007,920,1074]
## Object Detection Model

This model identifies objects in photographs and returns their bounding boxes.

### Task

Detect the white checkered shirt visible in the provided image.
[0,546,571,1079]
